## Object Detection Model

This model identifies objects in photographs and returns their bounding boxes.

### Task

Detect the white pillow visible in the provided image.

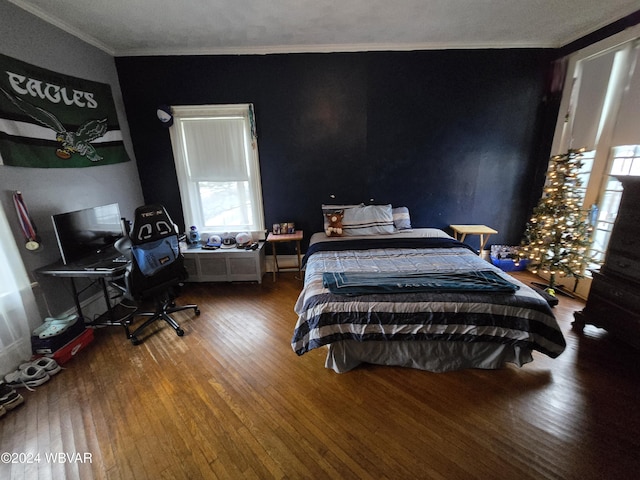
[342,204,395,236]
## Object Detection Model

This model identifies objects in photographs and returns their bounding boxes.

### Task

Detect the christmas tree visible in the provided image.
[520,149,595,291]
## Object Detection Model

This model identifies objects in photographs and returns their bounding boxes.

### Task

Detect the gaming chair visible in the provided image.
[117,204,200,345]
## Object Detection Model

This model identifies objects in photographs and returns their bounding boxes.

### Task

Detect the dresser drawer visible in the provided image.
[604,251,640,282]
[613,206,640,224]
[590,273,640,312]
[583,292,640,348]
[607,224,640,254]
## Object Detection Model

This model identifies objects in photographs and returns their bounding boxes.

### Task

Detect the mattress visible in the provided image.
[291,229,565,373]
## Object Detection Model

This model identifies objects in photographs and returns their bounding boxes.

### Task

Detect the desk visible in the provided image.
[449,224,498,255]
[266,230,303,282]
[36,259,131,327]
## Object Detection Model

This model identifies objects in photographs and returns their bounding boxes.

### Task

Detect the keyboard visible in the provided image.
[78,252,129,271]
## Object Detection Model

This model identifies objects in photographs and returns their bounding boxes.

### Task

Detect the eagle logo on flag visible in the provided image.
[1,87,108,162]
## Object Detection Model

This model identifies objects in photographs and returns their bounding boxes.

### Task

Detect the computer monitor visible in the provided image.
[52,203,124,264]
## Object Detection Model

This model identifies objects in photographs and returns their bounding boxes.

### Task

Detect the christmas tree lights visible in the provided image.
[520,149,595,291]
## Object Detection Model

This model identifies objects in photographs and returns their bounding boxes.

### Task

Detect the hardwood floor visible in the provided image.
[2,271,640,479]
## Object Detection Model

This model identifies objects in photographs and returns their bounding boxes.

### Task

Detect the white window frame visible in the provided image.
[169,104,265,237]
[549,24,640,297]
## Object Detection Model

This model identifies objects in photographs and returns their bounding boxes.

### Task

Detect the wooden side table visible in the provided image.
[266,230,303,281]
[449,224,498,255]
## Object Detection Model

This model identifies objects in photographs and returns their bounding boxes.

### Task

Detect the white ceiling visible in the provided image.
[8,0,640,56]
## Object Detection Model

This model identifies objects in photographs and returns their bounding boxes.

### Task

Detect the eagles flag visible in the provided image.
[0,53,130,168]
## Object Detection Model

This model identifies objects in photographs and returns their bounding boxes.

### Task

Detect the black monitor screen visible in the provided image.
[52,203,123,264]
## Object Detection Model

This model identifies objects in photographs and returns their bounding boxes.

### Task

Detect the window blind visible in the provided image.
[181,116,248,181]
[611,43,640,146]
[570,50,617,150]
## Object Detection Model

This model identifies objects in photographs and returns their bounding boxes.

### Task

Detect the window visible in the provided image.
[0,205,38,376]
[169,104,265,236]
[610,145,640,177]
[589,145,640,266]
[551,29,640,284]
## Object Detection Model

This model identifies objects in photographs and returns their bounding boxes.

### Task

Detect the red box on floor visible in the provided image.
[44,328,94,365]
[31,318,86,354]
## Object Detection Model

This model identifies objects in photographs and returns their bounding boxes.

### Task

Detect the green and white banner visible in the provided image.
[0,53,130,168]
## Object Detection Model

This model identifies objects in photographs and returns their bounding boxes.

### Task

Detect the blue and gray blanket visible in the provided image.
[322,270,519,295]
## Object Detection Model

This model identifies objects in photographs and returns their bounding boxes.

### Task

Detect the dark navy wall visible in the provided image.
[115,49,556,252]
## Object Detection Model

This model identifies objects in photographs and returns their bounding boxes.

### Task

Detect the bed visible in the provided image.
[291,227,566,373]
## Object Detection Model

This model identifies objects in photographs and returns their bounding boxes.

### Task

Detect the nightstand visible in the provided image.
[449,224,498,255]
[266,230,303,282]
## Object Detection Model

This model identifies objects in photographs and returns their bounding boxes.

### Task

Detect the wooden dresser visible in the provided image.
[573,176,640,349]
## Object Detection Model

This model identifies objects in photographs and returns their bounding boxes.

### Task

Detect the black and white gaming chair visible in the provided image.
[117,204,199,345]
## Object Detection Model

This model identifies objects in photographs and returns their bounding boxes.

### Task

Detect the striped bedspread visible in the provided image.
[292,231,566,360]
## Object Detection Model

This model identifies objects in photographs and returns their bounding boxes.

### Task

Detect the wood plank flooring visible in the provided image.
[2,271,640,479]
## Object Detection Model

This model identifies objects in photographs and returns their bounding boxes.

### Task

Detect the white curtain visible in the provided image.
[612,43,640,146]
[0,204,39,377]
[570,49,617,150]
[182,117,248,181]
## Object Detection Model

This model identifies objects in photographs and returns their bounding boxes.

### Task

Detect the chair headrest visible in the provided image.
[130,204,176,244]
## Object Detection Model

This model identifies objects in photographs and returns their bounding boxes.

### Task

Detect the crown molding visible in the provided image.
[113,40,556,57]
[8,0,115,55]
[555,6,640,47]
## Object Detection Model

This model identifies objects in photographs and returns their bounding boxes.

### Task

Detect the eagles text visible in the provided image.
[6,71,97,109]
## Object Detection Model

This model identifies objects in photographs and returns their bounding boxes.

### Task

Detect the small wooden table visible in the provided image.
[266,230,303,281]
[449,224,498,255]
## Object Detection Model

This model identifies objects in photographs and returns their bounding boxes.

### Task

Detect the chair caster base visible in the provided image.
[130,336,141,346]
[176,328,184,336]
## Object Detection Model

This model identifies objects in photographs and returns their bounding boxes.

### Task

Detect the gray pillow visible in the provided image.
[392,206,412,230]
[342,204,395,236]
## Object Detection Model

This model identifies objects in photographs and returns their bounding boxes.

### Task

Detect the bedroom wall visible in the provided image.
[116,48,557,252]
[0,1,144,316]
